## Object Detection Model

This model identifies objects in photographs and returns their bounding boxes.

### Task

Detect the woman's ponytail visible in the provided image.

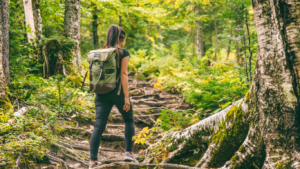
[103,25,126,68]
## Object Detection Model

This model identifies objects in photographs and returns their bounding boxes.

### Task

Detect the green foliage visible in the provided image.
[5,0,258,166]
[159,109,200,131]
[2,74,95,166]
[0,108,56,166]
[129,48,253,114]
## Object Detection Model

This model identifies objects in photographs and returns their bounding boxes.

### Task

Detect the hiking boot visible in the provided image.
[124,152,139,163]
[89,161,99,169]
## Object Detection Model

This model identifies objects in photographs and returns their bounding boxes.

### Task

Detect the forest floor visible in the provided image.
[34,75,200,169]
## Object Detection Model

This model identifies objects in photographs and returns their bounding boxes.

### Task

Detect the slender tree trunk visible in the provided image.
[245,8,252,82]
[0,0,12,111]
[214,13,217,60]
[32,0,43,74]
[1,0,9,85]
[92,4,99,48]
[23,0,36,42]
[195,4,204,59]
[32,0,42,43]
[63,0,82,74]
[242,28,248,85]
[236,23,241,65]
[227,27,232,59]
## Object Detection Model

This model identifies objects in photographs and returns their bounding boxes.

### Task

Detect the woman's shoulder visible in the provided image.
[122,48,130,57]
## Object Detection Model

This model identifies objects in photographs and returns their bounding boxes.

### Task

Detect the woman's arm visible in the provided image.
[120,56,130,112]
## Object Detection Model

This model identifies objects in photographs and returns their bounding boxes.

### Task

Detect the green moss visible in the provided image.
[275,160,292,169]
[168,144,177,152]
[231,154,239,165]
[238,145,246,153]
[169,129,210,166]
[0,93,13,112]
[231,138,265,169]
[208,103,250,167]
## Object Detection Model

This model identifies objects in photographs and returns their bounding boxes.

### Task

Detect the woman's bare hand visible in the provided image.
[123,97,130,112]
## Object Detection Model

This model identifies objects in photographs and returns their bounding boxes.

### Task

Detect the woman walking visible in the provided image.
[89,25,137,168]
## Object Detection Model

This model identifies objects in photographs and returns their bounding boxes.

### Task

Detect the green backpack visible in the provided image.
[82,48,121,95]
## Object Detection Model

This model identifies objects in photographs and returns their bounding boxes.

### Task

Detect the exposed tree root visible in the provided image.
[160,141,186,164]
[291,151,300,168]
[66,118,79,128]
[51,142,89,166]
[142,99,246,165]
[98,162,196,169]
[46,153,69,169]
[80,131,126,141]
[195,143,218,168]
[219,127,264,169]
[134,116,152,126]
[55,140,90,151]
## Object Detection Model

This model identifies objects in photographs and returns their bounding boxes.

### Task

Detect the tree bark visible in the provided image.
[92,4,99,48]
[23,0,36,42]
[195,4,204,59]
[235,24,241,65]
[227,27,232,59]
[139,0,300,168]
[242,28,248,85]
[0,1,12,111]
[214,13,217,60]
[32,0,42,43]
[1,0,9,85]
[63,0,82,74]
[245,9,252,82]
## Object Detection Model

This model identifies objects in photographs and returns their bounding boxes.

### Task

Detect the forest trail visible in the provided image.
[41,75,197,169]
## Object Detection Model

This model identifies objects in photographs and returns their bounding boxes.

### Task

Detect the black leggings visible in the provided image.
[90,87,135,161]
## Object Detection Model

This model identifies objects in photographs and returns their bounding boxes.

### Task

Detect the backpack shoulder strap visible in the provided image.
[81,62,93,91]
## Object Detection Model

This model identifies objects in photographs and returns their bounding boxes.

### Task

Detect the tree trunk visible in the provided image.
[1,0,9,85]
[242,29,248,85]
[227,27,232,59]
[0,1,12,111]
[92,4,99,48]
[63,0,82,74]
[32,0,43,73]
[32,0,42,43]
[195,4,204,59]
[235,24,241,65]
[23,0,36,42]
[245,8,252,82]
[140,0,300,168]
[214,13,217,60]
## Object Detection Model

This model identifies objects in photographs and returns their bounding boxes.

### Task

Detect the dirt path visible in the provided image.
[40,76,193,169]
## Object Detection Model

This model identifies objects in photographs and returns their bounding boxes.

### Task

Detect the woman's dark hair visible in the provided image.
[103,24,126,68]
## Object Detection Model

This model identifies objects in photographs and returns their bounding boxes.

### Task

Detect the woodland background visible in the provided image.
[0,0,258,167]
